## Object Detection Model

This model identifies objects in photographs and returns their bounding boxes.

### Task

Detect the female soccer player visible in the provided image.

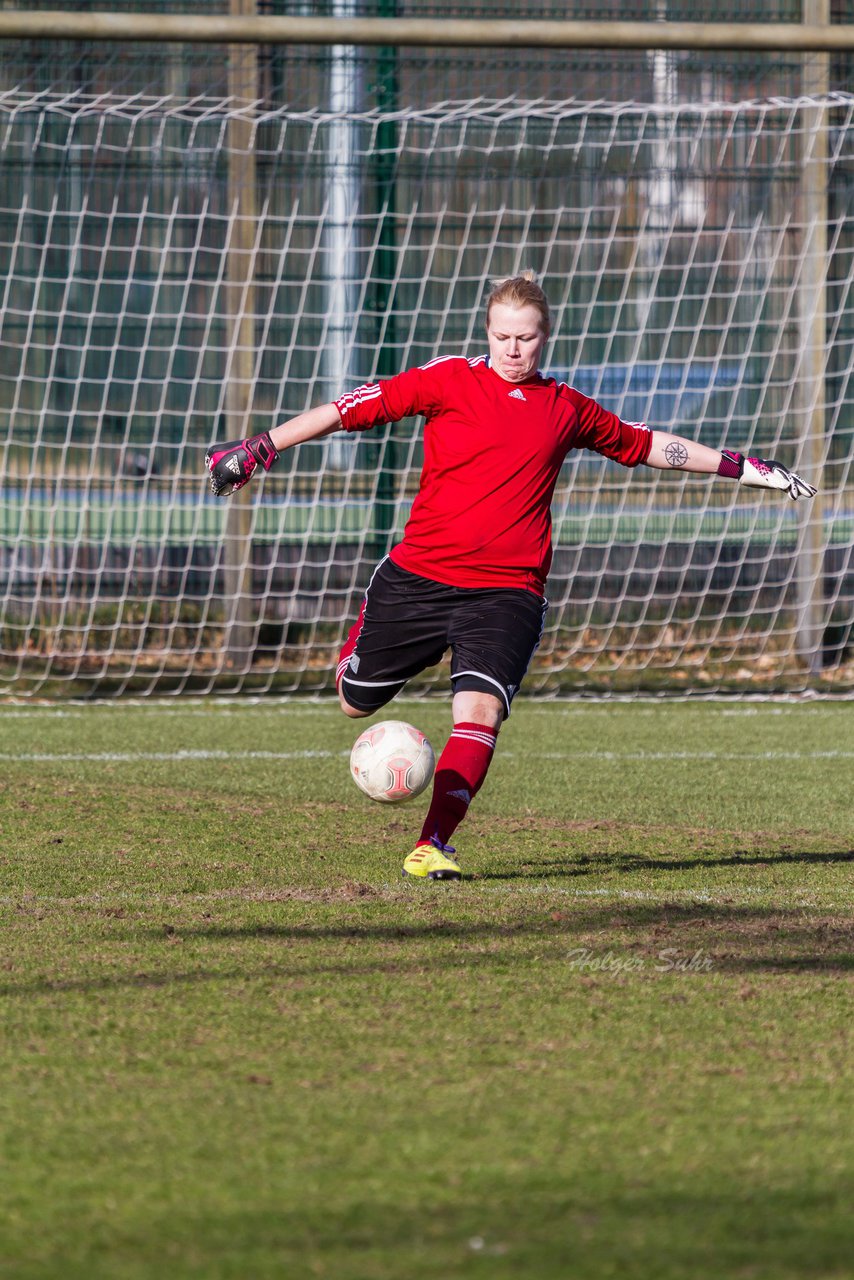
[207,273,815,881]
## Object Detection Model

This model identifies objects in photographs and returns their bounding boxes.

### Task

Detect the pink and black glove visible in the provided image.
[717,450,816,501]
[205,432,279,497]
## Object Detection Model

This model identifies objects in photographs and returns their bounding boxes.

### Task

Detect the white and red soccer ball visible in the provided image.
[349,720,435,803]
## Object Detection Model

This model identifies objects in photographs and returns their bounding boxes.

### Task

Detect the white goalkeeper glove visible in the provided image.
[718,450,817,501]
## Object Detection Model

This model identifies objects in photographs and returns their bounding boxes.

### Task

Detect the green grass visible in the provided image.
[0,698,852,1279]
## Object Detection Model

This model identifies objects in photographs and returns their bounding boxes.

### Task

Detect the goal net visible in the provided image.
[1,81,852,697]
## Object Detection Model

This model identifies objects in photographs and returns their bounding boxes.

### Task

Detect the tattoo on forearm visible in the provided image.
[664,441,689,468]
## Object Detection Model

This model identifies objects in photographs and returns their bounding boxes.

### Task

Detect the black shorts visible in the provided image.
[337,557,547,719]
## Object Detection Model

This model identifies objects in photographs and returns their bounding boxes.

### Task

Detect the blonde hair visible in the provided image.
[485,270,550,335]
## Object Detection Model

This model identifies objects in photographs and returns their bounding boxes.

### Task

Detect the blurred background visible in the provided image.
[0,1,851,696]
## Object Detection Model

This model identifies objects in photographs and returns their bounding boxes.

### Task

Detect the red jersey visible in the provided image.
[334,355,652,595]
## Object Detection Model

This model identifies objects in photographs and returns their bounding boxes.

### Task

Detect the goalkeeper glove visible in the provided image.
[205,432,279,497]
[717,450,816,501]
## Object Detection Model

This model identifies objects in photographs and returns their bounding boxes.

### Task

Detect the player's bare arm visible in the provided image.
[268,402,343,452]
[645,432,722,473]
[206,402,342,497]
[645,430,817,501]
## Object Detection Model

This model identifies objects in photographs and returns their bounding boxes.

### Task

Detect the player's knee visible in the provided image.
[452,687,505,728]
[338,689,371,718]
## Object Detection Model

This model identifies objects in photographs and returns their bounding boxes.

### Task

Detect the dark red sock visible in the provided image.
[418,722,498,848]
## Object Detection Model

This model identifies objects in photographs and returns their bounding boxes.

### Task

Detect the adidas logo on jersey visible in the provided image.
[508,388,526,401]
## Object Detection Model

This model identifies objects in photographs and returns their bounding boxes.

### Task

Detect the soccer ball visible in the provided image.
[349,720,435,803]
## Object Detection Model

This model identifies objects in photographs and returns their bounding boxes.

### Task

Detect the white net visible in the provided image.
[1,87,852,696]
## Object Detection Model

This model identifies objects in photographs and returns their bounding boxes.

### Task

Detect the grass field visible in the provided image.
[1,697,852,1279]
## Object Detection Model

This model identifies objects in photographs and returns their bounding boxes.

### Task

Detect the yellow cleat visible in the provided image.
[402,839,462,881]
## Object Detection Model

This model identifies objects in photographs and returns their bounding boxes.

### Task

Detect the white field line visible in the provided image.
[1,698,849,718]
[1,748,853,764]
[0,749,345,762]
[0,705,344,719]
[0,707,841,721]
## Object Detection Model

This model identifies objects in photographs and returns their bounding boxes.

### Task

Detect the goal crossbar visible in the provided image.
[0,12,851,53]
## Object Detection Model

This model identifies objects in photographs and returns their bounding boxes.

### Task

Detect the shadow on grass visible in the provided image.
[13,1185,848,1279]
[3,904,852,996]
[476,848,854,881]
